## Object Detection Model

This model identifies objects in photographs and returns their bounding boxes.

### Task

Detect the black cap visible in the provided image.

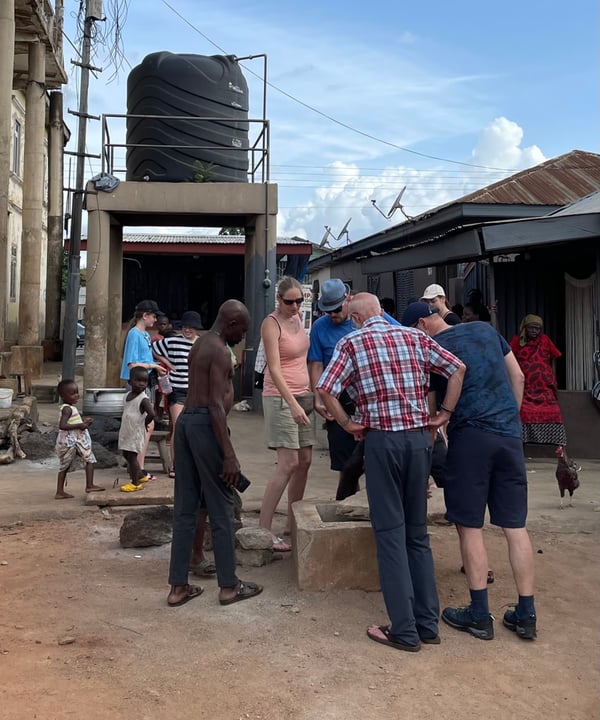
[181,310,203,329]
[135,299,162,315]
[401,301,435,327]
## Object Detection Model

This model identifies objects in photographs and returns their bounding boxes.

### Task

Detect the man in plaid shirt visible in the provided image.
[317,293,465,652]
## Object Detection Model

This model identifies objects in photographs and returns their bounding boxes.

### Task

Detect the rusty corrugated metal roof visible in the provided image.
[459,150,600,205]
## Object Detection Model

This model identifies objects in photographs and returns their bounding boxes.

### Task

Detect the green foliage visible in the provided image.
[219,227,244,235]
[191,160,217,183]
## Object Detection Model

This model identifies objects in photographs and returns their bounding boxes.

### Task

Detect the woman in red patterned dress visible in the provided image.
[509,314,567,446]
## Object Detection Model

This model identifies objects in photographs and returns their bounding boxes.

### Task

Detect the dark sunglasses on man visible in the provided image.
[326,306,343,315]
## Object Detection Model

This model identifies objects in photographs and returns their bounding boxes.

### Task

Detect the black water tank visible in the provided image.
[126,52,249,183]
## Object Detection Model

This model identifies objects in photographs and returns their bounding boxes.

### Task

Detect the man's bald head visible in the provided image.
[214,300,250,346]
[219,299,249,323]
[347,293,382,328]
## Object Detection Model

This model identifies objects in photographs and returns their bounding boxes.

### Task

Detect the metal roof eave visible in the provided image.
[308,203,556,272]
[482,212,600,253]
[360,228,484,274]
[359,212,600,274]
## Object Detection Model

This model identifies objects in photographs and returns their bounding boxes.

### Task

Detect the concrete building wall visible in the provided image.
[6,92,25,342]
[5,90,50,345]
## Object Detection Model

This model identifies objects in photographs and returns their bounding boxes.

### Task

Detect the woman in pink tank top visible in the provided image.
[259,277,313,552]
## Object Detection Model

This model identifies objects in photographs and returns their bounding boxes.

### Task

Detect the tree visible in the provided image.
[219,227,244,235]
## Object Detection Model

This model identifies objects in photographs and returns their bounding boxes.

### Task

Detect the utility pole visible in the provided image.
[62,1,101,380]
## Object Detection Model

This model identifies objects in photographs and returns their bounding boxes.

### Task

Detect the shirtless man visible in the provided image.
[167,300,263,607]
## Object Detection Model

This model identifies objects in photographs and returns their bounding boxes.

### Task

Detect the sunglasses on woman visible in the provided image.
[280,296,303,306]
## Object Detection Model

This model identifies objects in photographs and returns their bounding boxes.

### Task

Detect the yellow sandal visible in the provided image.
[120,482,143,492]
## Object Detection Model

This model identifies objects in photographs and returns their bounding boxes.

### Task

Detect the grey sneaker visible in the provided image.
[503,608,537,640]
[442,605,494,640]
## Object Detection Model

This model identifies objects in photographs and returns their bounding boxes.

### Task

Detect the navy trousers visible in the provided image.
[168,409,238,589]
[364,429,439,644]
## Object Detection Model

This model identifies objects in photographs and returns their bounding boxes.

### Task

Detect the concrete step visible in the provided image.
[32,384,58,404]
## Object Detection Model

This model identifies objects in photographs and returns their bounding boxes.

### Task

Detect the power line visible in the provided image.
[158,0,519,173]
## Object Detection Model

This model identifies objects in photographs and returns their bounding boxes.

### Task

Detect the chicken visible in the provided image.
[555,446,580,508]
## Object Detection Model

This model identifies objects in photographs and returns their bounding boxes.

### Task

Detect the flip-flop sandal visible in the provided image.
[190,559,217,577]
[167,584,204,607]
[219,581,263,606]
[367,625,421,652]
[168,470,176,479]
[460,566,495,584]
[140,470,157,482]
[120,482,143,492]
[272,536,292,552]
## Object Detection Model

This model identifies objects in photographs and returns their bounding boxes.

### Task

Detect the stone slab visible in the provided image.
[335,487,448,524]
[85,478,174,507]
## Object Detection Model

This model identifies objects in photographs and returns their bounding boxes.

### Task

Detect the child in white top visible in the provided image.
[118,367,156,492]
[55,379,105,499]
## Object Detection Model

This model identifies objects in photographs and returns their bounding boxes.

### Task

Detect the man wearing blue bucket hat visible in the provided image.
[309,279,400,497]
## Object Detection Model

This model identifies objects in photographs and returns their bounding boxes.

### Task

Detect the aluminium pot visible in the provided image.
[82,387,127,416]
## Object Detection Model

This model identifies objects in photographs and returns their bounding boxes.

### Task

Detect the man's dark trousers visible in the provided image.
[168,409,238,589]
[364,428,439,644]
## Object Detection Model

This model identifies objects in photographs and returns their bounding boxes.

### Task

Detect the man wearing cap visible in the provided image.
[317,293,465,652]
[420,284,461,325]
[401,301,537,642]
[309,279,400,498]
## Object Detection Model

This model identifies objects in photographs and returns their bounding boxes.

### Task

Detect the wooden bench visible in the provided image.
[103,428,171,474]
[146,430,171,474]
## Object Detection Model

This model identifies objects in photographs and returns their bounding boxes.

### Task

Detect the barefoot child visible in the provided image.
[118,367,156,492]
[55,379,105,499]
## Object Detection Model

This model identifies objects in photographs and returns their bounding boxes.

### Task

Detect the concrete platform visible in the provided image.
[292,499,379,592]
[291,488,449,592]
[85,477,174,507]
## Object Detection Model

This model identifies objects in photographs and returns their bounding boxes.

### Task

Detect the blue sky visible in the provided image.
[62,0,599,245]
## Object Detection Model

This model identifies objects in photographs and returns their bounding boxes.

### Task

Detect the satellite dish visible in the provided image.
[319,226,333,248]
[337,217,352,242]
[336,218,352,245]
[370,186,413,221]
[389,187,406,213]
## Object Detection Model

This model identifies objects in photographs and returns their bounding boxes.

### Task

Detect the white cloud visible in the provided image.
[62,7,551,248]
[470,117,545,169]
[277,117,547,245]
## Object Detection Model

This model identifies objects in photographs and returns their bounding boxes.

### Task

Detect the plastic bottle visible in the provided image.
[158,373,173,394]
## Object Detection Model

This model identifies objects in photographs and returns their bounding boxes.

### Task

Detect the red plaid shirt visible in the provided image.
[317,316,463,431]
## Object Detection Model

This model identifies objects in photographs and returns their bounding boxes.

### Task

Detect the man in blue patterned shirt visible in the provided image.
[403,301,537,642]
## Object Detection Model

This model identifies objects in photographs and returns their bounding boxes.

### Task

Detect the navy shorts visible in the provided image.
[168,388,187,406]
[326,419,358,471]
[443,425,527,528]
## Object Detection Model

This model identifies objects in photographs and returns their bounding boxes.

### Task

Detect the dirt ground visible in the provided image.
[0,406,599,719]
[0,510,598,719]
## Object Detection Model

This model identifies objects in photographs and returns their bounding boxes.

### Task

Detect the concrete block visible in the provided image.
[236,548,273,567]
[292,500,379,592]
[236,527,273,550]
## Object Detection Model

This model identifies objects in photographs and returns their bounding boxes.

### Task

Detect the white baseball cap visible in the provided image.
[420,284,446,300]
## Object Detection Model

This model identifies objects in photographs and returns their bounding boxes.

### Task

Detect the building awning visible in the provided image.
[361,210,600,274]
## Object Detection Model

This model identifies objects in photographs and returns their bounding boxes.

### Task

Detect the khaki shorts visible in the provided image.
[262,395,315,450]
